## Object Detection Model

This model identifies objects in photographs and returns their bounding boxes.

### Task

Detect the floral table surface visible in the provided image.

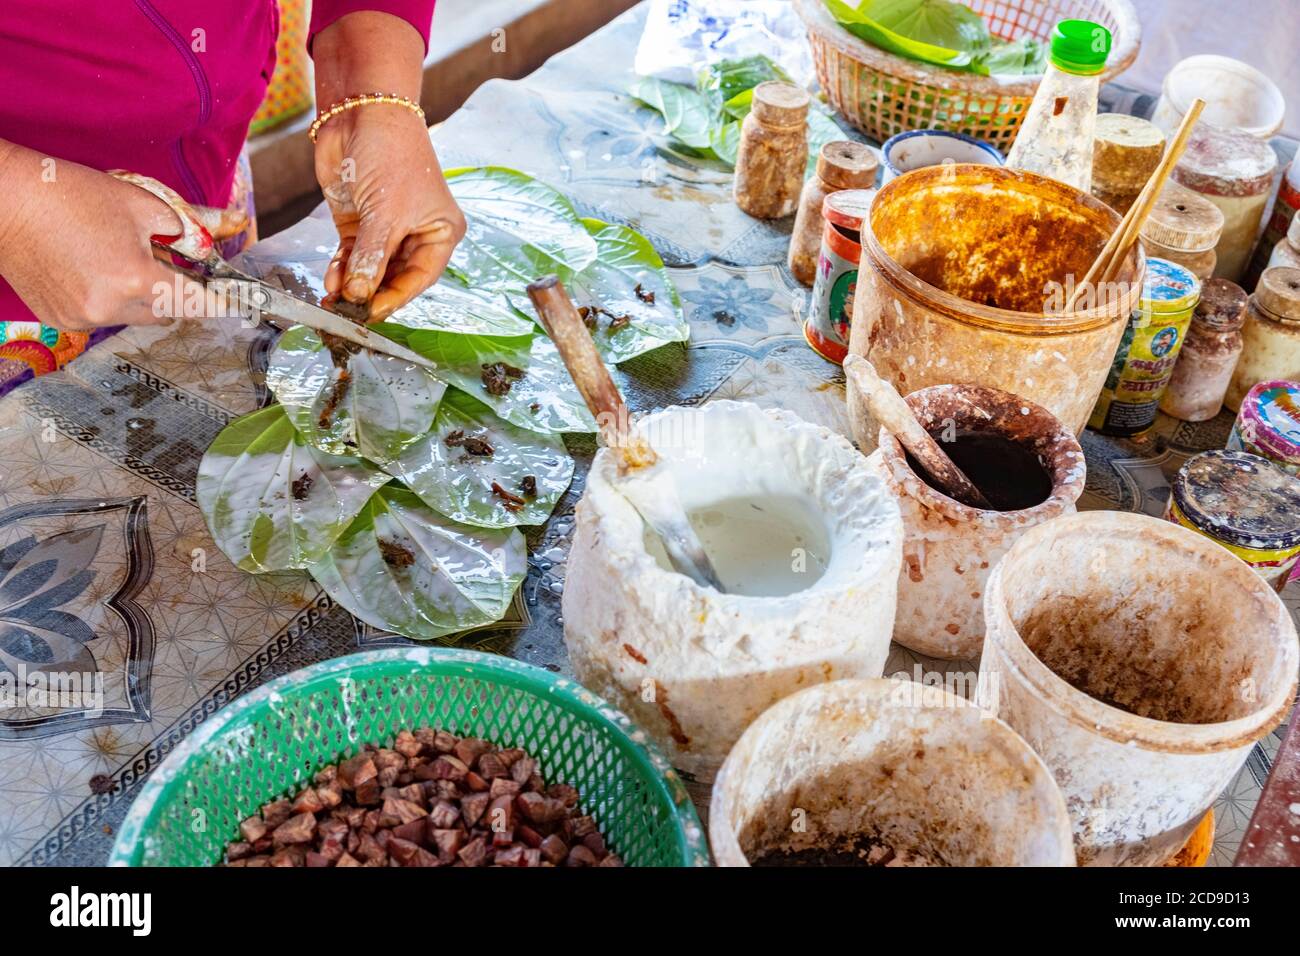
[0,3,1294,867]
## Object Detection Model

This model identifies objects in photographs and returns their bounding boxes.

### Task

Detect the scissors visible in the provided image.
[111,171,439,372]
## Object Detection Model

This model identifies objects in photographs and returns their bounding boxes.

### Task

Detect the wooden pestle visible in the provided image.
[526,276,724,590]
[844,355,994,510]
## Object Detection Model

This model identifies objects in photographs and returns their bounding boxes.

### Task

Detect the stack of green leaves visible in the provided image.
[823,0,1047,76]
[630,55,847,175]
[196,167,689,641]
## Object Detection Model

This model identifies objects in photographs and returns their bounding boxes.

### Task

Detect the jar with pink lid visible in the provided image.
[1228,379,1300,476]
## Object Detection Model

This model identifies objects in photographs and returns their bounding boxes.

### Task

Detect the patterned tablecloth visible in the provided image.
[1,3,1296,867]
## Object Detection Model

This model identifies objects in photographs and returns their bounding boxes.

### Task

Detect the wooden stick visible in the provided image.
[844,355,993,510]
[1065,98,1206,312]
[526,275,656,470]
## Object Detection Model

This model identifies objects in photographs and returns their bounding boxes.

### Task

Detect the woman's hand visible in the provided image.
[312,12,465,322]
[0,142,204,331]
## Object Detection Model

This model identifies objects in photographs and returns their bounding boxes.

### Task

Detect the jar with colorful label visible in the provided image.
[1089,258,1201,436]
[805,188,874,364]
[1228,379,1300,476]
[1165,450,1300,592]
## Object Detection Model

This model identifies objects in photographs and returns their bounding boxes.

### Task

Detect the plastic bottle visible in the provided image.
[1005,20,1112,192]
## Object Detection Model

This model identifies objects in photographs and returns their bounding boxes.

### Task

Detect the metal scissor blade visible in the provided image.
[204,275,441,374]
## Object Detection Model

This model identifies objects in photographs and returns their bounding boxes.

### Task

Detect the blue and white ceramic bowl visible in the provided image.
[880,129,1003,185]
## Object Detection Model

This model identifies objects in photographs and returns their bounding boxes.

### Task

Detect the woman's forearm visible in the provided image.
[311,11,426,106]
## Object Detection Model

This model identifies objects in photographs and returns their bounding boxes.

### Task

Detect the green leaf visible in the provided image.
[548,218,688,363]
[265,326,447,464]
[866,0,991,53]
[196,404,389,573]
[386,326,596,434]
[444,166,598,293]
[823,0,982,71]
[709,119,743,166]
[698,55,793,113]
[385,389,574,528]
[628,76,713,149]
[307,484,527,641]
[387,275,535,337]
[977,37,1048,76]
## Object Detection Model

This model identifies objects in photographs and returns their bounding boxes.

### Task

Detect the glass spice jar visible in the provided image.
[1159,277,1247,421]
[733,81,809,220]
[788,141,877,287]
[1227,267,1300,411]
[1140,181,1223,282]
[1172,125,1278,283]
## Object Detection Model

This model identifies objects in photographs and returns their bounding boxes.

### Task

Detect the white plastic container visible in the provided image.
[981,511,1299,866]
[709,679,1076,866]
[562,401,902,782]
[1005,20,1110,192]
[1152,54,1286,140]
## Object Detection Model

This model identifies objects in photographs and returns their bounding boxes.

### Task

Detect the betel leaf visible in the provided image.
[699,55,794,114]
[386,389,574,528]
[628,76,713,150]
[196,404,389,573]
[866,0,991,54]
[388,275,535,337]
[265,326,446,464]
[307,484,527,641]
[823,0,981,71]
[562,218,688,363]
[978,36,1047,76]
[381,325,597,434]
[444,166,598,293]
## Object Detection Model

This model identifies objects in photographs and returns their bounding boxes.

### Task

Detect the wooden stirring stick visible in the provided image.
[1065,98,1206,313]
[527,276,724,591]
[844,355,993,510]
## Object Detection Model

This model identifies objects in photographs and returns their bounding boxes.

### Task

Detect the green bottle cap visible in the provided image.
[1050,19,1111,75]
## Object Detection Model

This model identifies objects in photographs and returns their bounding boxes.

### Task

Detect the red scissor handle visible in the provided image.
[109,170,216,265]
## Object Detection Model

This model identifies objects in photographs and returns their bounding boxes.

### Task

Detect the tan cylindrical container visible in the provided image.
[563,401,902,783]
[1265,213,1300,272]
[847,165,1143,439]
[1172,125,1278,282]
[866,384,1085,660]
[788,141,877,286]
[981,511,1299,866]
[1227,267,1300,411]
[709,679,1076,867]
[1159,278,1247,421]
[1140,181,1224,282]
[1090,113,1165,214]
[733,82,809,220]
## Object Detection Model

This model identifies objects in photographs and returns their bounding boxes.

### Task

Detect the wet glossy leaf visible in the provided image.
[266,326,447,464]
[387,276,535,337]
[197,404,389,572]
[445,166,598,293]
[385,389,574,528]
[307,484,526,641]
[513,218,688,364]
[382,325,596,434]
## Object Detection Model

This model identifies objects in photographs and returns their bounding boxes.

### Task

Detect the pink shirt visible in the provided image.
[0,0,435,326]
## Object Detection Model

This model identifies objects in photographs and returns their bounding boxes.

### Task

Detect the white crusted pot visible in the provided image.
[981,511,1300,866]
[866,384,1085,660]
[709,679,1076,866]
[562,401,902,782]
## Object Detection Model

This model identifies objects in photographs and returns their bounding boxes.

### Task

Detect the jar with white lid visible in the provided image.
[1140,181,1223,282]
[1265,213,1300,273]
[1227,267,1300,411]
[1172,126,1278,283]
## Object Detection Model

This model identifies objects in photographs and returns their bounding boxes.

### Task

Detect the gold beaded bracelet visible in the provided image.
[308,93,426,144]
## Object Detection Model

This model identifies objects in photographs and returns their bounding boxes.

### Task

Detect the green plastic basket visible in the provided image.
[110,649,709,867]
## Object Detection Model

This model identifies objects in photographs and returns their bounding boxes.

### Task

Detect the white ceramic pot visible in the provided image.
[562,401,902,783]
[880,129,1003,185]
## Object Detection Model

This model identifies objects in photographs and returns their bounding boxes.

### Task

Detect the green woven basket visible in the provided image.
[110,649,709,867]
